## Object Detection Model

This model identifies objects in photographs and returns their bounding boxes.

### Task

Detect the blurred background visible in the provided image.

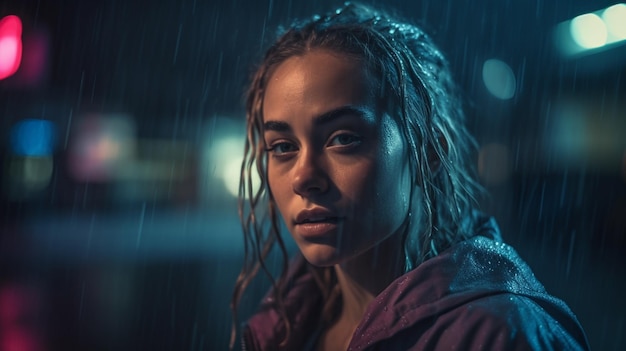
[0,0,624,350]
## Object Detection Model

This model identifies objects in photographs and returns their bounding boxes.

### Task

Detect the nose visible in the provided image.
[292,150,328,197]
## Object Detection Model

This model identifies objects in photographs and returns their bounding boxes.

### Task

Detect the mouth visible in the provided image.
[294,215,343,239]
[294,207,342,225]
[297,216,340,224]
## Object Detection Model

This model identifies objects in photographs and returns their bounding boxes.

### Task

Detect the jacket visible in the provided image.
[243,216,589,350]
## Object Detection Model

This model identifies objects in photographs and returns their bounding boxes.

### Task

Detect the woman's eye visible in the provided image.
[329,133,362,147]
[267,142,297,155]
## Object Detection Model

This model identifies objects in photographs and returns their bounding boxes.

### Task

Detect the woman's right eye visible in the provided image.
[267,142,298,156]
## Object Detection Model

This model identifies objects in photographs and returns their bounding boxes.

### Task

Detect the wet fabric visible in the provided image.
[242,216,589,350]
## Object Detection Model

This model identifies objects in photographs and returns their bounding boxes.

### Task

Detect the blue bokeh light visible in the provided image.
[10,119,56,156]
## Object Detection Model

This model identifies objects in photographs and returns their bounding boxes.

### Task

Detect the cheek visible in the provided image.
[378,159,411,213]
[343,152,409,218]
[376,130,412,218]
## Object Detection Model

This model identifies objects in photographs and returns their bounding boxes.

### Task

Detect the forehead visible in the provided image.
[262,50,376,121]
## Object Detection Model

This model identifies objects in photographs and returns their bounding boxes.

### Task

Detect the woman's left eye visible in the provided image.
[328,133,362,147]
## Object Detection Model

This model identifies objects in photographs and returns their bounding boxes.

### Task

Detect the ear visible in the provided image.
[427,133,448,174]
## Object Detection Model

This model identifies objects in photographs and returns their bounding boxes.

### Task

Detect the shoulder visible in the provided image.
[445,293,586,350]
[378,293,589,351]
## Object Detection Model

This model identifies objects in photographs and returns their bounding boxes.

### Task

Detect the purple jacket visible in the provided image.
[243,217,589,350]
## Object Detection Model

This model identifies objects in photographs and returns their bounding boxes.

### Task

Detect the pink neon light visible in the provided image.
[0,15,23,80]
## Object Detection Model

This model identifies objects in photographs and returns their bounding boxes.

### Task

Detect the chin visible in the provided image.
[299,244,343,267]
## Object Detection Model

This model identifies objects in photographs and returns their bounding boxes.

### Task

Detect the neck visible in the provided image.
[333,234,405,325]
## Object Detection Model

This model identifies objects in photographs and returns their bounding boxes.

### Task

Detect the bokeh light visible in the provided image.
[5,156,54,198]
[209,135,261,198]
[223,156,243,197]
[10,119,56,156]
[482,59,516,100]
[603,3,626,40]
[556,3,626,57]
[213,136,243,197]
[0,15,22,80]
[68,114,136,182]
[200,117,260,201]
[570,13,608,49]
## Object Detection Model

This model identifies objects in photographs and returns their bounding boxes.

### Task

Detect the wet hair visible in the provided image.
[230,2,482,348]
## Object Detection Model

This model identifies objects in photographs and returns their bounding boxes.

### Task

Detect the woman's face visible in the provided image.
[262,49,412,267]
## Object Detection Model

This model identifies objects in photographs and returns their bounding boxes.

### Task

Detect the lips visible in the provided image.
[299,217,339,223]
[295,208,341,225]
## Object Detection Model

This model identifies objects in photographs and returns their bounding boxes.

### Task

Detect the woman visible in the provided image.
[231,3,589,350]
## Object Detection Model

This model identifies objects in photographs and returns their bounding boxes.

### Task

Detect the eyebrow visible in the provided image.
[263,106,374,132]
